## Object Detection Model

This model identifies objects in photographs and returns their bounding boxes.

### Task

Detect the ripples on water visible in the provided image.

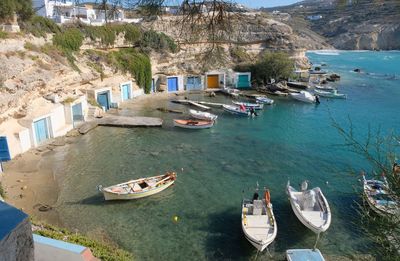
[44,51,400,260]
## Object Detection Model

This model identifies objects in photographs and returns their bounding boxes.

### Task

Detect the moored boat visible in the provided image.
[189,109,218,121]
[290,91,317,103]
[222,105,250,116]
[362,173,399,216]
[287,81,309,89]
[314,89,347,99]
[98,172,177,200]
[255,96,274,105]
[286,249,326,261]
[242,187,277,252]
[315,85,336,92]
[173,119,214,129]
[286,181,331,234]
[232,101,264,110]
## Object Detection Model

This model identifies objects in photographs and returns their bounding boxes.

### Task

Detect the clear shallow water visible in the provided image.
[49,51,400,260]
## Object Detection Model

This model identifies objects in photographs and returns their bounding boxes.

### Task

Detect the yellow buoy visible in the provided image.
[173,216,179,223]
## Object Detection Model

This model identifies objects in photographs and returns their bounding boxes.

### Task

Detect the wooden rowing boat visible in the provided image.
[189,109,218,121]
[98,172,177,200]
[173,119,214,129]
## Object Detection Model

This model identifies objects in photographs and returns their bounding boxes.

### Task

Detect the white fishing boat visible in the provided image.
[255,96,274,105]
[98,172,177,200]
[314,89,347,99]
[315,85,336,92]
[286,181,331,234]
[290,91,316,103]
[189,109,218,121]
[173,119,214,129]
[286,249,326,261]
[232,101,264,110]
[222,105,250,116]
[242,187,277,252]
[362,173,399,216]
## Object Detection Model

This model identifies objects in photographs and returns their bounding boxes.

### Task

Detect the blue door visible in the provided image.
[151,79,156,93]
[97,92,110,111]
[34,118,49,144]
[121,84,130,100]
[72,103,83,125]
[186,76,202,90]
[0,136,11,162]
[167,77,178,92]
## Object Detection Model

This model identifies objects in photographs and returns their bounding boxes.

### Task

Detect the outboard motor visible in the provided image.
[301,180,308,192]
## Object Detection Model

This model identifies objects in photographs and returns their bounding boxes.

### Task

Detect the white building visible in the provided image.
[32,0,124,25]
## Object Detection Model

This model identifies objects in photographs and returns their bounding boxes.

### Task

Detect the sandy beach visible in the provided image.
[0,91,179,226]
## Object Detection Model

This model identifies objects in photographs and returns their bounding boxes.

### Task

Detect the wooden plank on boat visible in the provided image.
[97,116,162,128]
[188,101,210,110]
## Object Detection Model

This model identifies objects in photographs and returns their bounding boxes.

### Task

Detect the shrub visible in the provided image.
[0,182,6,199]
[109,49,152,93]
[31,219,134,261]
[0,0,33,23]
[53,28,83,51]
[140,30,178,53]
[21,16,60,37]
[235,51,294,85]
[0,30,8,39]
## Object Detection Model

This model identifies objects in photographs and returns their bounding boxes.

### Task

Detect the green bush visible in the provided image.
[0,30,8,39]
[0,182,6,199]
[109,49,152,93]
[21,16,60,37]
[0,0,33,23]
[53,28,83,51]
[235,51,294,85]
[140,30,178,53]
[79,24,141,47]
[32,219,134,261]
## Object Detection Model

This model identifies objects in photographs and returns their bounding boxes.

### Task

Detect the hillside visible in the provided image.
[264,0,400,50]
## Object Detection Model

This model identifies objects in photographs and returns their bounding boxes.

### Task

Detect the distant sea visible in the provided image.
[46,51,400,260]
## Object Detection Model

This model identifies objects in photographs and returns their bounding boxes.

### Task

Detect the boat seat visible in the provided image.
[130,183,142,192]
[253,200,263,215]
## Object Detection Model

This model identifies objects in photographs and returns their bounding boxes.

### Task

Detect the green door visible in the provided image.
[237,75,250,88]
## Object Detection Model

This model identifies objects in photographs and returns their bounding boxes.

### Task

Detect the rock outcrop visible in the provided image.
[267,0,400,50]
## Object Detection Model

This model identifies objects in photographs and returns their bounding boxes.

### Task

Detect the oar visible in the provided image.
[153,174,175,187]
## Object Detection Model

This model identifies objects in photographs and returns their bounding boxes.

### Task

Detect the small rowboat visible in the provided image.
[286,181,331,234]
[189,109,218,121]
[362,173,399,216]
[255,96,274,105]
[315,85,335,92]
[173,119,214,129]
[222,105,250,116]
[98,172,177,200]
[242,187,277,252]
[232,101,264,110]
[314,89,347,99]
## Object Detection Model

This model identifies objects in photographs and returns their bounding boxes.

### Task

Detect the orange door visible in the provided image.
[207,75,219,88]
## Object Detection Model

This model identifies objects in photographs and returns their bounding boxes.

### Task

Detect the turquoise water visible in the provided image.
[50,51,400,260]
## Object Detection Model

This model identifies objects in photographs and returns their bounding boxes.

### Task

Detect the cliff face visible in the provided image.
[266,0,400,50]
[143,12,330,74]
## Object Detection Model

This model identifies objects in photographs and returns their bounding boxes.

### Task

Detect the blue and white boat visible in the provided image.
[222,105,250,116]
[255,96,274,105]
[286,249,325,261]
[362,173,399,216]
[232,101,264,110]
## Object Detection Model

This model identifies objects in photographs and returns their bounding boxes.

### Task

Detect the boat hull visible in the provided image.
[287,186,331,233]
[173,120,214,129]
[189,110,218,121]
[223,105,250,116]
[102,180,175,200]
